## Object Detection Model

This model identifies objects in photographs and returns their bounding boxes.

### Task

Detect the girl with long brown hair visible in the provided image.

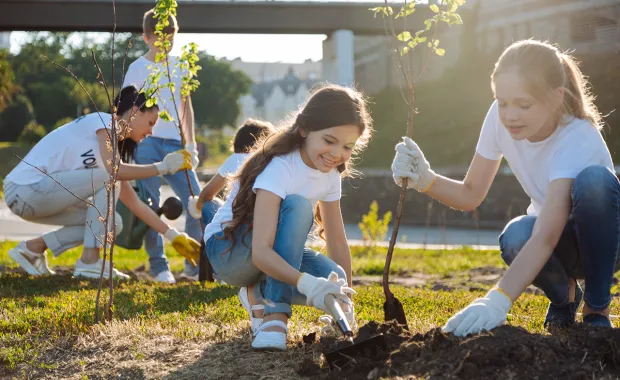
[203,84,373,350]
[393,39,616,336]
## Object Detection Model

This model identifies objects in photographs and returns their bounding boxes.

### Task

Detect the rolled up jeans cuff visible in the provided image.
[252,284,293,318]
[264,303,293,318]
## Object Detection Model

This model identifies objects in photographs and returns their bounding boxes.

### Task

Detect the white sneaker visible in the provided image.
[8,241,55,276]
[74,259,130,280]
[238,287,264,335]
[154,270,176,284]
[179,272,198,281]
[251,320,288,351]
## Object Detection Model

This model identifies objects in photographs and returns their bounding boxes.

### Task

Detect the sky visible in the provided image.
[10,31,327,63]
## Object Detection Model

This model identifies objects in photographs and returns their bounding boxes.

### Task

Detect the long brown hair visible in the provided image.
[222,84,373,247]
[491,39,602,128]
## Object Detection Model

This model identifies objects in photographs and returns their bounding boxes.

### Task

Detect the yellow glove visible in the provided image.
[163,228,200,267]
[155,150,193,175]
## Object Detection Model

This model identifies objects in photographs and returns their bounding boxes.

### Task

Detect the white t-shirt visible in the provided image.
[6,113,112,185]
[203,149,342,241]
[122,55,185,141]
[476,101,614,215]
[217,153,249,177]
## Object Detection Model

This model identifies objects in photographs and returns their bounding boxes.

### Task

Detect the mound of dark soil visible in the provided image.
[298,321,620,380]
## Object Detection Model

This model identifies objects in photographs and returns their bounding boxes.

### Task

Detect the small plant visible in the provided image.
[358,201,392,253]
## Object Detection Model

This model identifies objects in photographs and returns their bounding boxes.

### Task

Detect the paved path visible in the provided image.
[0,185,501,249]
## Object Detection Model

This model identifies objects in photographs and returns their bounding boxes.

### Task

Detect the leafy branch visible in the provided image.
[369,0,465,326]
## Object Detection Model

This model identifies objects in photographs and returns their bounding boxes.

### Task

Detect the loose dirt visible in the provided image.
[299,321,620,380]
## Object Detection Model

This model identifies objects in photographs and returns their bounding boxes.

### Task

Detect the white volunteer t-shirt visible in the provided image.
[476,101,614,216]
[6,113,112,185]
[122,55,185,141]
[203,149,342,241]
[217,153,249,177]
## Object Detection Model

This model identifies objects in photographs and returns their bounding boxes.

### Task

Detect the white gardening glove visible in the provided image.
[391,136,436,192]
[187,195,201,219]
[154,150,192,175]
[296,272,355,313]
[185,142,200,169]
[442,288,512,337]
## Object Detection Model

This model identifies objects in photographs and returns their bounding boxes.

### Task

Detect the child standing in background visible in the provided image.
[123,8,202,284]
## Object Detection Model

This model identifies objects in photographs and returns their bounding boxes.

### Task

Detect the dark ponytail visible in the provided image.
[112,86,159,162]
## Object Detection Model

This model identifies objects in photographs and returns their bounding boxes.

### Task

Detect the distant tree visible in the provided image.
[192,52,252,130]
[0,49,18,113]
[0,93,36,142]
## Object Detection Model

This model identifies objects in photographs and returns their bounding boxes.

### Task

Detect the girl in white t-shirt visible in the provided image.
[204,84,373,351]
[392,39,617,335]
[187,119,275,226]
[3,86,200,280]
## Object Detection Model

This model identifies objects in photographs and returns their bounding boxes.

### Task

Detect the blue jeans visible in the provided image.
[499,165,620,311]
[134,136,202,276]
[202,198,223,227]
[205,195,346,317]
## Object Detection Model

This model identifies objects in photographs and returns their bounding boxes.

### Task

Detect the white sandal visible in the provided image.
[251,320,288,351]
[238,287,264,335]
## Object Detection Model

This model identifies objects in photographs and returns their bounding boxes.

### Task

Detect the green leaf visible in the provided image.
[449,13,463,24]
[400,46,409,56]
[159,110,173,122]
[397,31,412,42]
[145,98,155,108]
[435,48,445,56]
[430,4,440,13]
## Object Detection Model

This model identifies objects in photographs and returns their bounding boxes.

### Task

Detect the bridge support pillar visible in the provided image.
[322,29,354,86]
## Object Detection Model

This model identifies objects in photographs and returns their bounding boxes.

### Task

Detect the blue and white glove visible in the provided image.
[442,288,512,337]
[391,137,436,192]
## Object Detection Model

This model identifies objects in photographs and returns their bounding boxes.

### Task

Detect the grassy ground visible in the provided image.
[0,241,616,379]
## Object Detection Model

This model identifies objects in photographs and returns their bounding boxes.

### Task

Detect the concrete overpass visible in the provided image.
[0,0,430,35]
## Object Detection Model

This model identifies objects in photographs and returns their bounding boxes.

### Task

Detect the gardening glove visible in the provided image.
[163,228,200,267]
[442,287,512,337]
[391,137,436,193]
[319,302,358,337]
[154,150,192,175]
[297,272,355,313]
[187,195,202,219]
[185,142,200,169]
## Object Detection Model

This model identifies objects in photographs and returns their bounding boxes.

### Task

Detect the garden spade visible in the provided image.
[323,295,386,369]
[383,179,409,329]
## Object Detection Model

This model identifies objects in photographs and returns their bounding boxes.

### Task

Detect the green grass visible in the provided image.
[351,245,504,277]
[0,240,614,378]
[0,241,505,278]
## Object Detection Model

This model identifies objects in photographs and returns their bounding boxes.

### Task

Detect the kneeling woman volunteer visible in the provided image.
[3,86,200,279]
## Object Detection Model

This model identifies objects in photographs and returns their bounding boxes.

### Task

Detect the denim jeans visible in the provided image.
[205,194,346,317]
[499,165,620,311]
[201,198,223,227]
[134,136,202,276]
